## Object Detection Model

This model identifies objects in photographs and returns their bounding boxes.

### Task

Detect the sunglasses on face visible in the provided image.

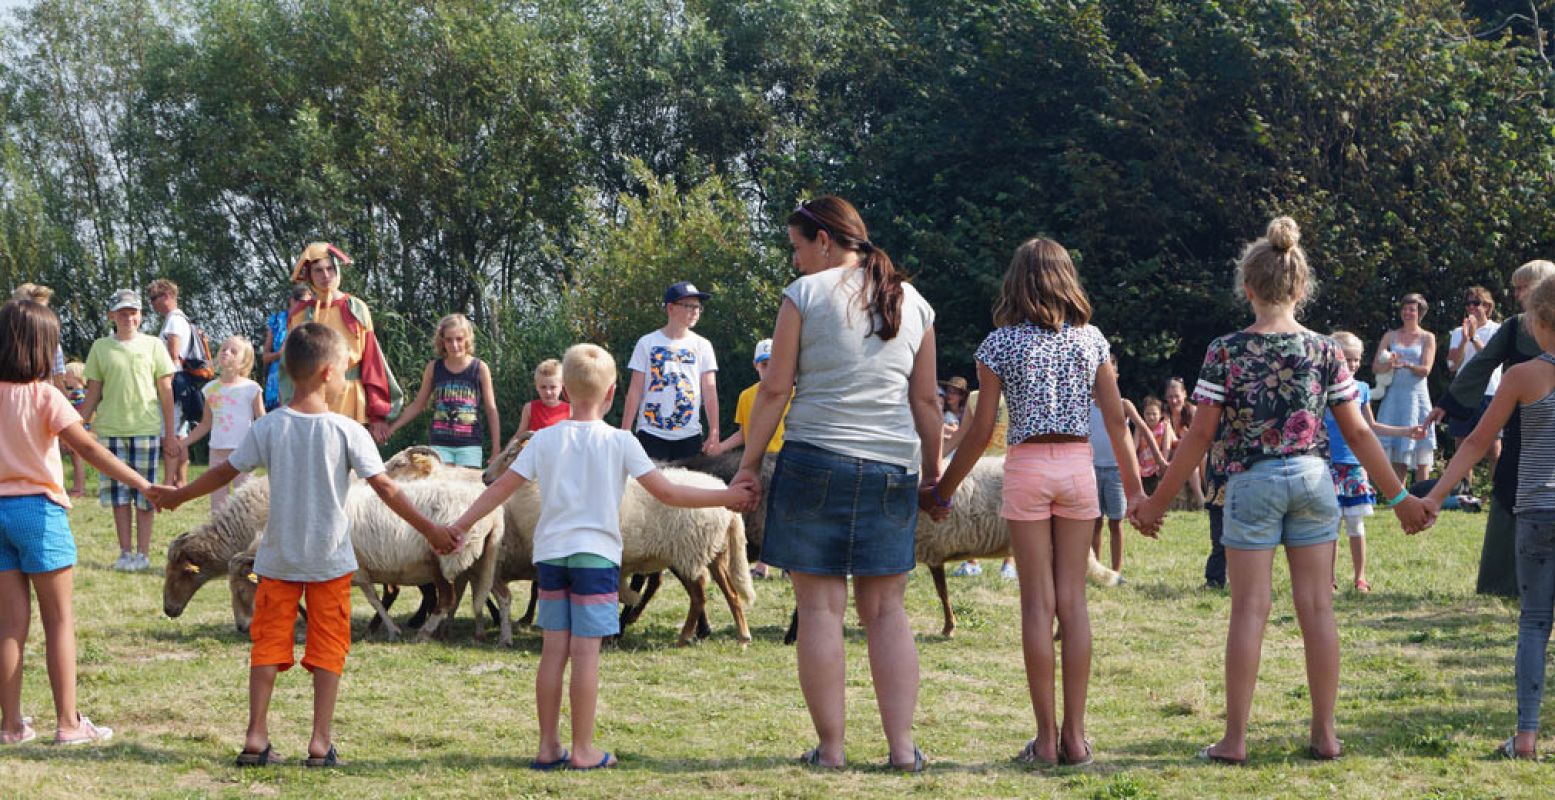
[1465,299,1485,307]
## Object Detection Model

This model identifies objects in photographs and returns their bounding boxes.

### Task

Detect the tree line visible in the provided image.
[3,0,1553,448]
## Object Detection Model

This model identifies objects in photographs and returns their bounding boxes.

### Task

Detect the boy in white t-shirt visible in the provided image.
[447,343,751,771]
[619,281,719,460]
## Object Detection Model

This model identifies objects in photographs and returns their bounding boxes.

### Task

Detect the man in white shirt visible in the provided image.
[1445,285,1503,478]
[148,278,197,483]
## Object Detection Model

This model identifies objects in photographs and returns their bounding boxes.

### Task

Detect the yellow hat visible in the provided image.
[291,242,354,283]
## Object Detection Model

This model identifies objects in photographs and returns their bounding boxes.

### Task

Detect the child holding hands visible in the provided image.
[1421,276,1555,759]
[1135,218,1432,764]
[444,343,752,771]
[2,301,174,746]
[150,323,458,767]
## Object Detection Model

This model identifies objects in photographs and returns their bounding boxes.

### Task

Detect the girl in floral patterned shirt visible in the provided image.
[1136,217,1431,765]
[930,237,1146,768]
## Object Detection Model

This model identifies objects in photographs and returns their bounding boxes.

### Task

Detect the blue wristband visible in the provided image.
[932,487,953,509]
[1384,487,1410,508]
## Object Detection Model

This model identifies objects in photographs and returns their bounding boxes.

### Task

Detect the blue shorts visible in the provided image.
[1223,456,1340,551]
[759,441,919,577]
[1447,395,1499,440]
[429,445,483,468]
[1093,466,1125,520]
[0,495,76,573]
[536,554,620,638]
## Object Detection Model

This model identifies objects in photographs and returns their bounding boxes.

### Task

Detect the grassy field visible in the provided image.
[1,480,1550,799]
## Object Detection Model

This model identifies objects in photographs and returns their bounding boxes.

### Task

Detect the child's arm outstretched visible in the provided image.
[149,461,240,511]
[1123,399,1168,468]
[366,473,459,554]
[1094,361,1149,534]
[180,395,215,449]
[1330,400,1432,532]
[1423,365,1530,516]
[927,361,1000,514]
[637,469,755,509]
[386,361,436,439]
[445,470,527,543]
[60,421,160,496]
[478,360,501,459]
[513,403,533,442]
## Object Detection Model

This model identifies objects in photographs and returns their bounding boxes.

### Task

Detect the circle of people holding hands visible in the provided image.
[4,196,1555,772]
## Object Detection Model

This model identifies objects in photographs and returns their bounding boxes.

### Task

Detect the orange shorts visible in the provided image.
[250,572,353,675]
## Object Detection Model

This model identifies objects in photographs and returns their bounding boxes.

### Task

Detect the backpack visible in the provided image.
[179,314,215,382]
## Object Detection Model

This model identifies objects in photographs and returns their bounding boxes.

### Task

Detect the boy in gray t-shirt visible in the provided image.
[151,323,457,768]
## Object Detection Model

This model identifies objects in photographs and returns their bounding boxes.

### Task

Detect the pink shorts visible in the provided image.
[1001,442,1100,521]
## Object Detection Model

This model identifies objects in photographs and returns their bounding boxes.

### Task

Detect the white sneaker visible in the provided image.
[949,561,982,577]
[133,553,151,571]
[54,715,112,745]
[112,552,134,571]
[1000,563,1018,580]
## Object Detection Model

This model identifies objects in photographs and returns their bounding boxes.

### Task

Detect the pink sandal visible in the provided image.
[54,715,112,745]
[1,716,37,745]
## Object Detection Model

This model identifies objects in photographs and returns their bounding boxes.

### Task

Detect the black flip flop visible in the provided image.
[235,744,281,767]
[303,745,339,768]
[888,745,926,773]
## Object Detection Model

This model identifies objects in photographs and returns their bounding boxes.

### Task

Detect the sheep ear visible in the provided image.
[183,563,201,575]
[247,572,259,585]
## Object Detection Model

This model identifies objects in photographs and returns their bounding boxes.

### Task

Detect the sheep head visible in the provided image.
[227,552,259,633]
[484,432,532,485]
[162,531,216,618]
[383,446,445,481]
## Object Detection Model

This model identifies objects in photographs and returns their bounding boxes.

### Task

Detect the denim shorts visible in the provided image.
[430,445,483,468]
[1223,456,1340,551]
[759,442,919,577]
[1093,466,1125,520]
[0,494,76,573]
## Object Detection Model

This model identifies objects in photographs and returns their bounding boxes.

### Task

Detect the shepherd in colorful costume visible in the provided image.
[281,242,402,442]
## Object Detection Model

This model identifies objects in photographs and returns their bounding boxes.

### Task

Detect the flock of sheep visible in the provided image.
[160,440,1125,646]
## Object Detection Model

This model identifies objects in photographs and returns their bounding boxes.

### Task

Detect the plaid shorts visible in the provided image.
[98,435,159,511]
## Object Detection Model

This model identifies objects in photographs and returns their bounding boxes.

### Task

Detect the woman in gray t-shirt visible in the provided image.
[732,196,942,772]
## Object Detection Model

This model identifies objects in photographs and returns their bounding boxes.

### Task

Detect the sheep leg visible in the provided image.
[406,582,439,630]
[930,564,957,638]
[670,567,713,640]
[518,580,537,626]
[674,570,709,647]
[356,576,402,640]
[705,552,751,645]
[415,575,455,642]
[783,608,798,645]
[367,584,400,633]
[619,572,663,628]
[493,582,513,647]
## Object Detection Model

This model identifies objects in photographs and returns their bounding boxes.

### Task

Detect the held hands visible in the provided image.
[728,467,762,514]
[142,484,182,511]
[701,430,722,456]
[722,482,758,511]
[1392,495,1436,535]
[918,480,952,521]
[1126,492,1162,538]
[424,523,464,555]
[369,420,391,445]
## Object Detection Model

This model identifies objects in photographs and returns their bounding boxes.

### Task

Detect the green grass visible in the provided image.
[2,479,1551,798]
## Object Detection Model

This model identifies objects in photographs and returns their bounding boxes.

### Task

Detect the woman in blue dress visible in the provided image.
[1374,293,1437,483]
[260,284,312,410]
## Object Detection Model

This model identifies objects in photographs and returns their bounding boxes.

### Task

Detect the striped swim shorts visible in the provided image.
[97,435,159,511]
[536,553,620,638]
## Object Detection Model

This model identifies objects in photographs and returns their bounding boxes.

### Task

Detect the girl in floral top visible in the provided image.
[1136,217,1432,765]
[930,237,1147,767]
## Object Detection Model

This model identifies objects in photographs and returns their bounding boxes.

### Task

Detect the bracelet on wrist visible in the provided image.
[1384,487,1410,508]
[932,487,953,509]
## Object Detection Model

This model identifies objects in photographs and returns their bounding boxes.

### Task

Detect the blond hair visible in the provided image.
[1234,216,1312,310]
[1513,260,1555,290]
[534,358,561,381]
[561,344,615,403]
[63,360,86,381]
[1528,275,1555,332]
[11,282,53,304]
[432,314,475,358]
[221,335,256,379]
[1329,330,1364,358]
[992,238,1092,330]
[146,278,179,301]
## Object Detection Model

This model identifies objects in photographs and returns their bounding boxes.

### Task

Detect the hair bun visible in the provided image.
[1266,216,1300,252]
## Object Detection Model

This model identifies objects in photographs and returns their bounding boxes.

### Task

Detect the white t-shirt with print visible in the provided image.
[1449,320,1502,396]
[512,420,656,564]
[627,329,718,441]
[158,309,195,363]
[203,379,263,449]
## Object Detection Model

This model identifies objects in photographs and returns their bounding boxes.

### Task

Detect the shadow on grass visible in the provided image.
[0,739,186,765]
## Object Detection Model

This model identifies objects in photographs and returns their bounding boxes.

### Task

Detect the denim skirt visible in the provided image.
[759,441,920,577]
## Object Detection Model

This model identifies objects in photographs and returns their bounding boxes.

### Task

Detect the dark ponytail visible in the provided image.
[787,196,906,341]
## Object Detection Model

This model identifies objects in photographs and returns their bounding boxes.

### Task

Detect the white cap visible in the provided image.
[753,339,773,363]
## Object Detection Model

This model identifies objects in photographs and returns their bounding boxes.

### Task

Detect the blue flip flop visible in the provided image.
[571,752,616,770]
[529,748,570,771]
